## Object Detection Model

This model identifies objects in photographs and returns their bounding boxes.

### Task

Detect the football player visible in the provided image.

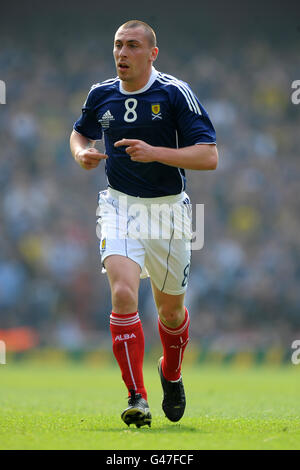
[70,20,218,428]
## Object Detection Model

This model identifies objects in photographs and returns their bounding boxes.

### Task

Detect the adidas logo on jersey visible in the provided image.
[99,109,115,129]
[114,333,136,342]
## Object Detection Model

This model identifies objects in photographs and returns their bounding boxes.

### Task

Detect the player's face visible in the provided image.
[113,27,158,90]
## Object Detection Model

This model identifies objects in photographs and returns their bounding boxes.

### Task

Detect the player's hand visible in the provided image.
[75,148,107,170]
[114,139,157,163]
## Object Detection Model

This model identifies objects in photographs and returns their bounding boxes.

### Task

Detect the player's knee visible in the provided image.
[111,283,138,313]
[158,305,184,327]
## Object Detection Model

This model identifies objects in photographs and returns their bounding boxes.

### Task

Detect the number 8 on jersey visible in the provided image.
[124,98,138,123]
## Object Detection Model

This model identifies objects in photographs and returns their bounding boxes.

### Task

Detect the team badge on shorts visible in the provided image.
[151,104,162,120]
[101,238,106,252]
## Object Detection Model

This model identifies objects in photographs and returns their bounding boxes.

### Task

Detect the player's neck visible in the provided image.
[121,67,153,93]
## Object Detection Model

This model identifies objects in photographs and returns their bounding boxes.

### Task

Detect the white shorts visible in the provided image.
[96,188,192,295]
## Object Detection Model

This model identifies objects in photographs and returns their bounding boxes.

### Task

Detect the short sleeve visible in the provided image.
[73,87,102,140]
[172,83,216,147]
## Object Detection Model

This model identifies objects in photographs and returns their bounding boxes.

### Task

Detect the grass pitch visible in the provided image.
[0,361,299,450]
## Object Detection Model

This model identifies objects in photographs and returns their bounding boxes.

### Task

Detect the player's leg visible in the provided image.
[104,254,151,427]
[97,189,151,426]
[144,195,192,421]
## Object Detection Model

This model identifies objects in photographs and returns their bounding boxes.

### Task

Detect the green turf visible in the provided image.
[0,361,299,450]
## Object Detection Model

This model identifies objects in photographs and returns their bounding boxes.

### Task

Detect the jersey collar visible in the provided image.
[119,66,158,95]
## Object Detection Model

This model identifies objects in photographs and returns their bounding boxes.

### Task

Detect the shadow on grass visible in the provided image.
[85,424,209,434]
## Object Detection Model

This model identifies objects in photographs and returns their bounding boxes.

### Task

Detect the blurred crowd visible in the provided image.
[1,18,300,351]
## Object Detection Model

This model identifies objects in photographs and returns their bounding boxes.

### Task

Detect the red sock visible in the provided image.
[110,311,147,400]
[158,307,190,381]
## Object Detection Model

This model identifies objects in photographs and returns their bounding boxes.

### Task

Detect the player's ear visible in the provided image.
[151,46,159,62]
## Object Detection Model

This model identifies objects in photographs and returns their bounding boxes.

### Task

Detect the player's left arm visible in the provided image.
[115,82,218,170]
[114,139,218,170]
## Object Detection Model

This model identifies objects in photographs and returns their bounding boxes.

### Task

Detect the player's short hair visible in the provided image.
[117,20,157,47]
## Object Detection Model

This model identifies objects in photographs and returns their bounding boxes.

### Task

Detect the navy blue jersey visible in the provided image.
[74,67,216,197]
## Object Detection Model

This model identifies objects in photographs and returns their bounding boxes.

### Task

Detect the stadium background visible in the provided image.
[0,0,300,366]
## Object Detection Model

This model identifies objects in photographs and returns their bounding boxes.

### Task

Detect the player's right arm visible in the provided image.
[71,84,106,170]
[70,129,107,170]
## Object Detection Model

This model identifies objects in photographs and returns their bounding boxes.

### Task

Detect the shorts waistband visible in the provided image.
[107,188,188,205]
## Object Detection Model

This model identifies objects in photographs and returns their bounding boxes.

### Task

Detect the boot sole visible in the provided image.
[121,407,152,428]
